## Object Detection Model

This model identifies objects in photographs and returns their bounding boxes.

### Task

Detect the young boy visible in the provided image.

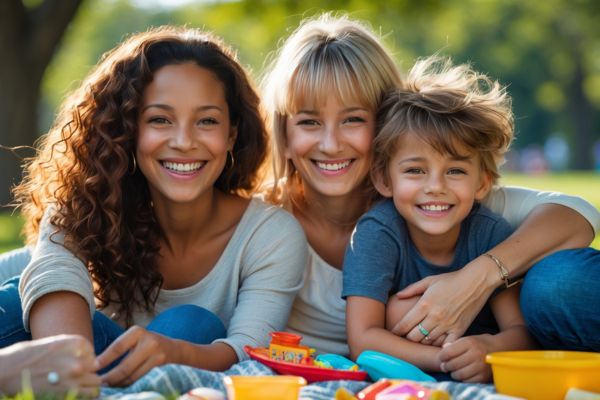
[342,56,536,383]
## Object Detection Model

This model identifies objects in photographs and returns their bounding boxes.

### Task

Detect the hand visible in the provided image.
[96,325,179,387]
[0,334,100,397]
[438,335,493,383]
[392,265,495,345]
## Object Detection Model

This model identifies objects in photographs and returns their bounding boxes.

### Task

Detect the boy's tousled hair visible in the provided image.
[374,56,514,185]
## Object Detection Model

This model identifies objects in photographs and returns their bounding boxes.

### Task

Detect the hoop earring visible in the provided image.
[227,150,235,169]
[129,152,137,174]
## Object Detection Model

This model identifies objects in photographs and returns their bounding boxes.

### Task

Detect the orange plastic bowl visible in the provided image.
[486,350,600,400]
[223,375,306,400]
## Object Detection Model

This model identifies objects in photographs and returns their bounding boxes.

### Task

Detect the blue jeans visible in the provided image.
[521,247,600,351]
[0,276,227,357]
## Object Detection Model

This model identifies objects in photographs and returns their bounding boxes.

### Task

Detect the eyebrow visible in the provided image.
[296,106,368,115]
[397,154,474,164]
[141,104,223,113]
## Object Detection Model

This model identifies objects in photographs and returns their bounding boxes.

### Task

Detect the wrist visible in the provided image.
[464,256,501,292]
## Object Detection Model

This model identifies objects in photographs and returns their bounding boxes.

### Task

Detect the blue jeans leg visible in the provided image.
[0,247,31,284]
[146,304,226,345]
[0,276,31,347]
[520,247,600,351]
[0,275,124,355]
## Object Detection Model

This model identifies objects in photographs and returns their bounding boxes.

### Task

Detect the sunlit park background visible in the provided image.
[0,0,599,253]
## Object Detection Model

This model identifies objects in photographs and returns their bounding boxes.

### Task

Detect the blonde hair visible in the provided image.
[262,13,402,203]
[374,55,514,186]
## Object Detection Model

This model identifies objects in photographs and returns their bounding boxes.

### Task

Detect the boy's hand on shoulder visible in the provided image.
[438,335,493,383]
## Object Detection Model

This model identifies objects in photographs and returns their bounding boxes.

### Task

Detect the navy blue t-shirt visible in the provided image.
[342,199,514,336]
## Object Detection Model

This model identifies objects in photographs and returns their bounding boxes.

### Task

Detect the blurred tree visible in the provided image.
[0,0,84,207]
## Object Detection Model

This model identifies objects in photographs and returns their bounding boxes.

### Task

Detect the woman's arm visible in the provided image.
[29,292,93,342]
[19,210,96,342]
[394,187,599,344]
[97,203,308,386]
[96,326,239,386]
[347,296,442,371]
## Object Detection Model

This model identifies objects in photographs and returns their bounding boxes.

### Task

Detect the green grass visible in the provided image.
[0,212,24,253]
[0,172,598,252]
[500,171,600,249]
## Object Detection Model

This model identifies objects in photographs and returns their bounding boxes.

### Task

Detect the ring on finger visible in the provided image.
[418,323,430,337]
[423,335,431,341]
[47,371,60,385]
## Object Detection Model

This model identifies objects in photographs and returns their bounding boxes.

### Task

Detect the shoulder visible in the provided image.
[237,198,306,244]
[465,203,513,245]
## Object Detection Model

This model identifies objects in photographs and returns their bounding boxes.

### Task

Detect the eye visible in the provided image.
[148,116,170,124]
[296,119,320,126]
[344,116,366,124]
[404,167,424,174]
[447,168,467,175]
[198,117,218,126]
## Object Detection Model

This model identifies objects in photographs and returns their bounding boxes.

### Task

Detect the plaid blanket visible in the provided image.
[101,360,497,399]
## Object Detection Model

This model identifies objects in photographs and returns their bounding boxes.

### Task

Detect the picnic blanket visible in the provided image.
[101,360,497,399]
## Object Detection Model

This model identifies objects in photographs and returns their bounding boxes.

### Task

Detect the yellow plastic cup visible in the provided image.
[223,375,307,400]
[486,350,600,400]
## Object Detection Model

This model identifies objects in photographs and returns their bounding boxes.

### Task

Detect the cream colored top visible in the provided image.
[19,198,308,361]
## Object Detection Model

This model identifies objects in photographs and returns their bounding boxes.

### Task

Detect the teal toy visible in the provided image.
[314,354,359,370]
[356,350,437,382]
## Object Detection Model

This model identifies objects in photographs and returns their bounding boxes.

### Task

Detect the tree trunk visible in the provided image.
[567,58,594,170]
[0,0,84,208]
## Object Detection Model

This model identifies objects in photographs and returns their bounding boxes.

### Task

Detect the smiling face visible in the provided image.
[375,132,491,245]
[136,62,234,205]
[284,96,375,200]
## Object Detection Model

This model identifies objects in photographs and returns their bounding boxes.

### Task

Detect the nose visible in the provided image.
[170,123,196,151]
[424,171,446,195]
[318,124,343,154]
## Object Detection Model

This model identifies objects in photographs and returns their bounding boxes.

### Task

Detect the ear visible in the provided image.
[228,126,238,150]
[372,169,393,198]
[475,171,492,201]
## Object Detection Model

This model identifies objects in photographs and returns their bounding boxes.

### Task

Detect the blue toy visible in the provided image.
[314,354,359,370]
[356,350,437,382]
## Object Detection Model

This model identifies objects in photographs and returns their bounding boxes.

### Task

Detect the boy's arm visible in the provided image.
[438,285,537,382]
[485,285,538,351]
[346,296,442,372]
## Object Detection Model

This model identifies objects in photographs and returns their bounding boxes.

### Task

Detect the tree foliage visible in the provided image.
[1,0,599,206]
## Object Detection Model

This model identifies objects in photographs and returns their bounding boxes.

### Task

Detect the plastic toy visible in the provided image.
[223,375,306,400]
[357,350,436,382]
[244,331,368,382]
[179,387,226,400]
[356,379,450,400]
[268,331,313,364]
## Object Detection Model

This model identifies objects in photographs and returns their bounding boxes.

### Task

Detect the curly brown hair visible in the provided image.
[13,26,268,324]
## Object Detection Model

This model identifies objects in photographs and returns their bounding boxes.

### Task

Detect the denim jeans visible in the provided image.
[0,275,227,357]
[520,247,600,351]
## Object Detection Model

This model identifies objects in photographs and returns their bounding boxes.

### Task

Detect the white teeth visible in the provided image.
[162,161,204,172]
[316,160,352,171]
[420,204,450,212]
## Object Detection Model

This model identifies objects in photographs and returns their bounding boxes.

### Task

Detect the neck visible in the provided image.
[409,224,461,266]
[295,182,371,231]
[151,189,220,251]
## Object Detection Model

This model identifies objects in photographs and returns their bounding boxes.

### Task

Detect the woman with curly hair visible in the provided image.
[0,25,307,389]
